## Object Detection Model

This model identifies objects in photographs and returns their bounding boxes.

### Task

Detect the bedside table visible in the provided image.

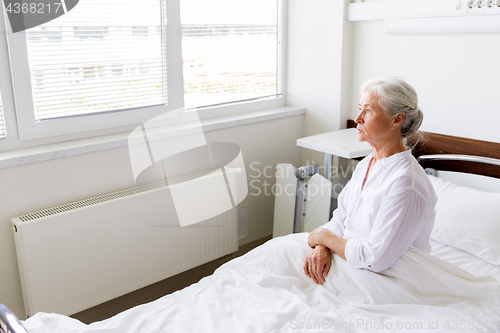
[297,128,372,182]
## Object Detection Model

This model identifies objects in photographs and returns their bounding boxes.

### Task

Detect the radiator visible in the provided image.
[12,169,241,318]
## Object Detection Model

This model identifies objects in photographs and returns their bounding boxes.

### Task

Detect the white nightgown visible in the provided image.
[321,149,437,272]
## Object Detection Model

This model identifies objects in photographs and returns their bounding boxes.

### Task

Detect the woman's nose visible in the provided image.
[355,111,363,123]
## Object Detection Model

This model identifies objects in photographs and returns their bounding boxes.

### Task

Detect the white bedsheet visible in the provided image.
[430,239,500,281]
[24,233,500,333]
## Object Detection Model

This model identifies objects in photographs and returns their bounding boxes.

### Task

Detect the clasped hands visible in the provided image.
[304,228,332,285]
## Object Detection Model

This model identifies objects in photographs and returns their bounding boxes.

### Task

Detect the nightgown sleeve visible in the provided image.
[344,185,435,273]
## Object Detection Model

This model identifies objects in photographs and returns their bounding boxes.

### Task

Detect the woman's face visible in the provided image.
[355,90,397,146]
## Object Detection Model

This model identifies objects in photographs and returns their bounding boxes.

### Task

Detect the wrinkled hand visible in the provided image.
[307,227,330,248]
[303,245,332,284]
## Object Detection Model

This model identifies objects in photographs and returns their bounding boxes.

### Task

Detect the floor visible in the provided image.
[71,235,272,324]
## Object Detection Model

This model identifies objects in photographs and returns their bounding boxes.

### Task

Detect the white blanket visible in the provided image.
[24,233,500,333]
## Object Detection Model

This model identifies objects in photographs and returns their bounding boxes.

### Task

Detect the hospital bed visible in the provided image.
[2,128,500,333]
[0,303,28,333]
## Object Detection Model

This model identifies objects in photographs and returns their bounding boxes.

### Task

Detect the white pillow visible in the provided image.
[428,175,500,265]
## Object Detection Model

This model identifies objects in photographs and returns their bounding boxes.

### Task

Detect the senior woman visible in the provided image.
[304,77,437,285]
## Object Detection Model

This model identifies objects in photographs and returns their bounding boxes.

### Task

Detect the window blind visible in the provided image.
[180,0,282,110]
[26,0,167,121]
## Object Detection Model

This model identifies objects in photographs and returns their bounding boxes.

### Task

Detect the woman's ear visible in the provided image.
[391,113,405,130]
[394,113,405,125]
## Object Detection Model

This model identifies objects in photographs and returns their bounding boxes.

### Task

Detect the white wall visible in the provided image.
[286,0,354,167]
[0,115,303,319]
[287,0,500,145]
[350,19,500,142]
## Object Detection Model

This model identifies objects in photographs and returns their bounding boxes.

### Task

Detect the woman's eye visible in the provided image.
[366,109,371,114]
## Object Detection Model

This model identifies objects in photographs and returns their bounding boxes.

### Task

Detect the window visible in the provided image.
[24,0,167,121]
[7,0,178,140]
[181,0,282,110]
[3,0,283,143]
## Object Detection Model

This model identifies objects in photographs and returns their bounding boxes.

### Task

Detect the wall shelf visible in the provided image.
[347,0,500,21]
[347,0,500,34]
[386,15,500,34]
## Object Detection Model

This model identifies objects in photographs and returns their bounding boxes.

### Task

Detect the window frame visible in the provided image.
[183,0,286,121]
[0,0,285,148]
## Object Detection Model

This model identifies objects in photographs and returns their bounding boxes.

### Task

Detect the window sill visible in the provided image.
[0,106,304,170]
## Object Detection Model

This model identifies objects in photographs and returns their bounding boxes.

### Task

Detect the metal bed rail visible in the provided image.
[417,154,500,167]
[0,303,28,333]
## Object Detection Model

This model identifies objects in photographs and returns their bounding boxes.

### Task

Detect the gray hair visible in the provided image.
[361,77,423,138]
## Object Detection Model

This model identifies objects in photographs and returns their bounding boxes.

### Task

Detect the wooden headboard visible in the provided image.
[346,120,500,179]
